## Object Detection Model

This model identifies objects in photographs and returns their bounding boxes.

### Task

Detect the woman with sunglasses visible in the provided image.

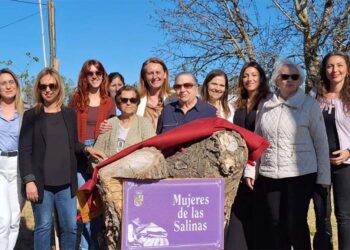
[245,59,330,249]
[0,68,24,249]
[225,62,270,250]
[19,68,104,249]
[201,69,234,121]
[311,52,350,250]
[70,59,115,250]
[137,57,174,128]
[93,86,155,157]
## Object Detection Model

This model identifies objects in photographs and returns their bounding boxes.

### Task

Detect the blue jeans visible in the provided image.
[32,184,77,250]
[78,139,102,250]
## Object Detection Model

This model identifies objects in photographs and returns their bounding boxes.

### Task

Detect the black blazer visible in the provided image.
[19,106,84,200]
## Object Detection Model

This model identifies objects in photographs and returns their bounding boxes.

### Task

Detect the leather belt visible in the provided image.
[0,150,18,157]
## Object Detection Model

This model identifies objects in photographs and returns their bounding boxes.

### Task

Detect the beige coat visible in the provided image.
[94,115,155,158]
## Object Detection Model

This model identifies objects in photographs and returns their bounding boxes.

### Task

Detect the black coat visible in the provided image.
[19,106,84,200]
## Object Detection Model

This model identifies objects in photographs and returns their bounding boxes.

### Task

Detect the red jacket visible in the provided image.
[77,117,269,221]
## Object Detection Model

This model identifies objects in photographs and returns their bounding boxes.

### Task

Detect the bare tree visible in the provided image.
[272,0,350,89]
[153,0,349,89]
[153,0,282,80]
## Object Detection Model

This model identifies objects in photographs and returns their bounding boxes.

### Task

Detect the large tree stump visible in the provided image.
[165,130,248,229]
[97,130,247,249]
[97,147,167,249]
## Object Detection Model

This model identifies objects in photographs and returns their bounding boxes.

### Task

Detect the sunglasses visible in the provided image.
[173,83,195,90]
[87,71,103,77]
[280,74,299,81]
[120,97,138,104]
[38,83,57,91]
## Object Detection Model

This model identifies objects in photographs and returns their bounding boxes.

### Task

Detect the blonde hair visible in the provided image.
[34,68,65,110]
[0,68,24,113]
[138,57,173,98]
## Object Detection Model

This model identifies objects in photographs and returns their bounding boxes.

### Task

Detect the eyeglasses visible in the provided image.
[87,71,103,77]
[0,80,16,87]
[173,83,195,90]
[280,74,299,81]
[38,83,57,91]
[120,97,138,104]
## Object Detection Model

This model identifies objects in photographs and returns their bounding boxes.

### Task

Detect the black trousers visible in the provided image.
[313,164,350,250]
[225,179,269,250]
[312,184,333,250]
[260,173,315,250]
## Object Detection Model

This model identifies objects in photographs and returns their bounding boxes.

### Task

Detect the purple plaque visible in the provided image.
[122,178,224,250]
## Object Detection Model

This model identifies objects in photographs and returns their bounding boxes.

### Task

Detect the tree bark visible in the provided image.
[97,130,247,249]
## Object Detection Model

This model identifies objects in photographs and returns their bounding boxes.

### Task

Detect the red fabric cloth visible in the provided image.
[77,117,269,218]
[75,97,115,142]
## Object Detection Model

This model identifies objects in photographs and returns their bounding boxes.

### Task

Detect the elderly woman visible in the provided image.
[0,68,24,249]
[245,59,330,249]
[94,86,155,157]
[312,51,350,250]
[201,69,234,121]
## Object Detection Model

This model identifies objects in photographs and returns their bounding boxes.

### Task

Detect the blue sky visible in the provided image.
[1,0,167,85]
[0,0,274,86]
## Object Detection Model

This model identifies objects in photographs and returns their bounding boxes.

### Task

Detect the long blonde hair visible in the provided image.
[138,57,173,98]
[0,68,24,113]
[34,68,65,110]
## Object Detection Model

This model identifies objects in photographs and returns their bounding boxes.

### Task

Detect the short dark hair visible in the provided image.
[115,85,141,106]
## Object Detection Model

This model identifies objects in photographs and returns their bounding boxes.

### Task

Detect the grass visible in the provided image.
[308,199,338,249]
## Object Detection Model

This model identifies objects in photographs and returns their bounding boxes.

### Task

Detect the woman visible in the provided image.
[245,59,330,249]
[19,68,104,249]
[94,86,155,157]
[201,69,234,121]
[0,68,24,250]
[70,59,115,250]
[108,72,125,116]
[225,62,270,250]
[108,72,125,99]
[137,57,174,128]
[312,51,350,250]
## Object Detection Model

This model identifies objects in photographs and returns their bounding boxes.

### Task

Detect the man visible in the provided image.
[156,72,217,134]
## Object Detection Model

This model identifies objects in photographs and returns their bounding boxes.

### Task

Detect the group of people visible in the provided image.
[0,51,349,250]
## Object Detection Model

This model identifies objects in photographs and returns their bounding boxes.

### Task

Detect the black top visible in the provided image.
[19,106,85,200]
[43,111,71,186]
[322,107,340,154]
[233,104,258,132]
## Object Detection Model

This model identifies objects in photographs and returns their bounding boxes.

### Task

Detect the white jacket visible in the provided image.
[136,95,177,117]
[248,89,330,185]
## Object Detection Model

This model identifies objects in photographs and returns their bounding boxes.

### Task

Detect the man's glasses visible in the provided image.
[38,83,57,91]
[173,83,195,90]
[87,71,103,77]
[280,74,299,81]
[120,97,138,104]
